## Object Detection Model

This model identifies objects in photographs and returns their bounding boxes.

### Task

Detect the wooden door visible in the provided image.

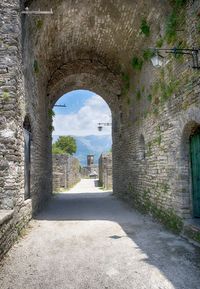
[190,131,200,217]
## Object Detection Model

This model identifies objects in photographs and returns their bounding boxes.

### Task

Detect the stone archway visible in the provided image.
[21,0,169,212]
[1,0,200,257]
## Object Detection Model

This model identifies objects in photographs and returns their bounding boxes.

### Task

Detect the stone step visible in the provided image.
[182,220,200,246]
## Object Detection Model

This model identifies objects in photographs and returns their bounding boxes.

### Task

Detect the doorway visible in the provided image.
[190,128,200,217]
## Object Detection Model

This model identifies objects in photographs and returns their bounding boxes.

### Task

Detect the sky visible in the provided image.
[53,90,112,137]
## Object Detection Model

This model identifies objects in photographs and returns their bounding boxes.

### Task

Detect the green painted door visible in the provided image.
[190,131,200,217]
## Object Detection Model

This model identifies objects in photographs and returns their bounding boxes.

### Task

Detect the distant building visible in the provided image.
[87,155,94,166]
[99,152,112,189]
[81,155,99,178]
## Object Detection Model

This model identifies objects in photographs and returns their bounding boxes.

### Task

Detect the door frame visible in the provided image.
[24,128,32,200]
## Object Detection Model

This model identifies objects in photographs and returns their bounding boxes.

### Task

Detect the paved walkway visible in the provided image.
[0,179,200,289]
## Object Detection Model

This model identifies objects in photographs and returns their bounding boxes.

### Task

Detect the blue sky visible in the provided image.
[53,90,112,137]
[53,90,94,115]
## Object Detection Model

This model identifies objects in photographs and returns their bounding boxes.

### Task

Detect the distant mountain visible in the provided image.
[74,135,112,165]
[53,135,112,166]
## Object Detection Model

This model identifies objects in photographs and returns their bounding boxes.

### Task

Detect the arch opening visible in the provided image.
[51,89,113,192]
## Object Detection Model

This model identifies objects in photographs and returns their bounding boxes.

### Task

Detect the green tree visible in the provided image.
[52,136,77,155]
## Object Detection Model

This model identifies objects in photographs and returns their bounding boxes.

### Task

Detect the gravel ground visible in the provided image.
[0,179,200,289]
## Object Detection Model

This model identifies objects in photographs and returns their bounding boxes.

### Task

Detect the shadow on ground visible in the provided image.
[35,186,200,289]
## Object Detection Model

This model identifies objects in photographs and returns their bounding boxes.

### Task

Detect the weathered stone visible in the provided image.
[52,154,80,191]
[99,152,112,190]
[0,0,200,259]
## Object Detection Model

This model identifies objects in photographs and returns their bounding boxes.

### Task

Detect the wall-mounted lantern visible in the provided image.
[150,47,200,69]
[150,51,166,68]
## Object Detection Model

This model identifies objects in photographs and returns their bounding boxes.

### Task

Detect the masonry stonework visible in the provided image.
[0,0,32,258]
[0,0,200,258]
[99,153,112,190]
[53,154,80,192]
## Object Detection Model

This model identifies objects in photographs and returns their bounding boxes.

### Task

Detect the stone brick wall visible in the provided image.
[0,0,25,210]
[0,0,32,259]
[99,153,112,190]
[52,154,80,191]
[113,1,200,225]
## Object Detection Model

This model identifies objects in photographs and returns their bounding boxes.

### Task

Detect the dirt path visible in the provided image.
[0,179,200,289]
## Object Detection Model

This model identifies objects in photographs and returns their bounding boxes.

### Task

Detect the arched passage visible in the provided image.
[52,89,112,190]
[24,59,121,211]
[21,0,171,212]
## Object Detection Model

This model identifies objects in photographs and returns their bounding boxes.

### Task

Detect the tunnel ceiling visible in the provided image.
[23,0,170,103]
[24,0,170,71]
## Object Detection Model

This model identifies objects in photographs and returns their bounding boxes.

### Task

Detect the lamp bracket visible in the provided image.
[150,47,200,69]
[21,7,53,15]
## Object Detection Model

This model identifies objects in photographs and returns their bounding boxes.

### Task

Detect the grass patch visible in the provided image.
[131,56,143,70]
[147,94,152,102]
[156,37,164,48]
[143,49,155,61]
[140,18,150,37]
[121,72,130,95]
[164,1,186,44]
[127,184,183,234]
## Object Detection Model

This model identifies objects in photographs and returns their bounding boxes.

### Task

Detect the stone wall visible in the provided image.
[99,153,112,190]
[52,154,80,192]
[0,0,33,259]
[113,1,200,231]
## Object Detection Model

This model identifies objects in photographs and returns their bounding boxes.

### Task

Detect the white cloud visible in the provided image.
[53,94,111,137]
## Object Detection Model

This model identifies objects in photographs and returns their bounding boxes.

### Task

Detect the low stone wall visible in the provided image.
[0,200,32,260]
[53,154,80,191]
[99,153,112,190]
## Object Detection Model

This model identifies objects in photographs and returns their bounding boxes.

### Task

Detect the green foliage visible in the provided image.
[136,90,141,101]
[152,106,159,116]
[173,40,187,62]
[151,76,180,104]
[36,19,43,29]
[53,136,77,155]
[169,0,187,8]
[184,227,200,244]
[160,79,180,102]
[143,49,155,61]
[121,72,130,95]
[48,108,55,118]
[197,19,200,33]
[156,37,164,48]
[127,96,131,106]
[33,60,39,74]
[131,56,143,70]
[147,94,152,102]
[2,90,10,101]
[165,11,178,43]
[146,141,152,157]
[52,144,65,154]
[127,184,183,234]
[165,0,186,44]
[49,125,54,132]
[140,18,150,37]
